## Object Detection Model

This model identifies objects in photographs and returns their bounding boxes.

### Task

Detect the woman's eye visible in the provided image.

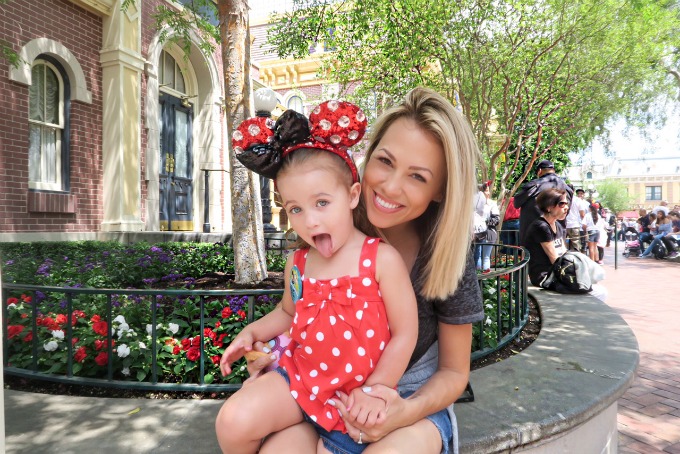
[377,156,392,166]
[411,173,427,183]
[317,200,329,207]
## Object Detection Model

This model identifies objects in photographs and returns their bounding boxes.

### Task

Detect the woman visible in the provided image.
[473,182,499,273]
[219,87,484,454]
[582,203,606,263]
[523,188,569,287]
[639,210,672,258]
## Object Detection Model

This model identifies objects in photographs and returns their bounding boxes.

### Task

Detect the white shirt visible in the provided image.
[566,197,588,229]
[583,212,607,232]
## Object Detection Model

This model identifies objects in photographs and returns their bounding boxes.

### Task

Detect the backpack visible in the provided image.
[653,241,668,259]
[542,252,592,294]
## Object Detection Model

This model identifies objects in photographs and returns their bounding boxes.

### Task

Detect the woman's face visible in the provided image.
[361,117,446,230]
[553,196,569,221]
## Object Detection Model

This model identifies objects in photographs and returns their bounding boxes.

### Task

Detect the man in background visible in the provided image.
[514,160,573,246]
[565,187,588,252]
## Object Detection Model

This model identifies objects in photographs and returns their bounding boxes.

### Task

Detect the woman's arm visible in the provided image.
[540,240,561,264]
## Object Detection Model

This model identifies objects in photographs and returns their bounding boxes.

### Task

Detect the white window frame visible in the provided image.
[28,59,64,191]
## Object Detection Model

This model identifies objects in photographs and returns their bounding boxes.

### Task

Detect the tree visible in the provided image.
[0,0,21,68]
[268,0,679,218]
[135,0,267,284]
[595,179,635,216]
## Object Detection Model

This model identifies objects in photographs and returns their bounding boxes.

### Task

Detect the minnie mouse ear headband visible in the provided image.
[231,100,367,182]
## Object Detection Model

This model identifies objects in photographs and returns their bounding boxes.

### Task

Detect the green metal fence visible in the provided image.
[2,244,529,392]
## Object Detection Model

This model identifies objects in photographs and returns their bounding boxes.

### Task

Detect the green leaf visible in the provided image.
[136,370,148,382]
[204,373,214,384]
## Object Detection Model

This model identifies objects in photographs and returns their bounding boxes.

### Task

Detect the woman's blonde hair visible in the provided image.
[357,87,481,300]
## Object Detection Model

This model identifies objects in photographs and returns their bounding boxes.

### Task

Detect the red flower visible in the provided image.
[186,346,200,362]
[21,313,28,319]
[6,297,19,305]
[192,335,201,346]
[221,307,233,318]
[92,321,108,336]
[91,314,101,323]
[172,345,181,355]
[165,338,176,345]
[95,352,108,366]
[56,314,67,325]
[72,337,79,346]
[214,321,221,329]
[21,294,32,303]
[211,355,221,365]
[74,346,87,363]
[215,333,228,348]
[500,274,510,281]
[204,328,216,341]
[237,310,246,320]
[94,339,113,350]
[23,332,33,343]
[8,325,24,339]
[181,338,191,351]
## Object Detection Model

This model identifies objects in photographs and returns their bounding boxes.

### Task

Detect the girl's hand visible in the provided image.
[332,385,406,443]
[219,330,255,376]
[243,341,277,384]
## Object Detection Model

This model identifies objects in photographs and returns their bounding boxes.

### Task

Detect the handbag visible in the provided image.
[541,252,592,294]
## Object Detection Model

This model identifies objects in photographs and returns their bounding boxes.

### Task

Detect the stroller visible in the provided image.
[623,228,642,258]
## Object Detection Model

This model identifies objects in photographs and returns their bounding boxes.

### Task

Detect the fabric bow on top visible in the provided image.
[231,100,368,182]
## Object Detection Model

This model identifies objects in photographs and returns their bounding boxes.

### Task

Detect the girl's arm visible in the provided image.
[364,243,418,388]
[220,255,296,375]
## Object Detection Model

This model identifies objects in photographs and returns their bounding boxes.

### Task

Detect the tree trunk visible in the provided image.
[219,0,266,284]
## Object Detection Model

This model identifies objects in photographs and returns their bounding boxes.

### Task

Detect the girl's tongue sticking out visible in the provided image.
[313,234,334,258]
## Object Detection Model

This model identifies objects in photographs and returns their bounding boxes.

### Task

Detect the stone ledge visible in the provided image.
[457,287,639,453]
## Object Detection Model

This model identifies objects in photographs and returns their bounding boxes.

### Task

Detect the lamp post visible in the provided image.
[253,87,278,232]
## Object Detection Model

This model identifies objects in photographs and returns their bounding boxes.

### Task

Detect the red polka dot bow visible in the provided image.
[232,100,367,182]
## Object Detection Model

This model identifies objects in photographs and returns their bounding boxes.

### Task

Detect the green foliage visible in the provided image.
[267,0,680,203]
[594,179,635,214]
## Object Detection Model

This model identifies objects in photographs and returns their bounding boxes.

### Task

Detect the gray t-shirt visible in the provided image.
[407,249,484,370]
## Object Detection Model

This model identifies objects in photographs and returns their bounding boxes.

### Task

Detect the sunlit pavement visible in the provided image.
[600,241,680,453]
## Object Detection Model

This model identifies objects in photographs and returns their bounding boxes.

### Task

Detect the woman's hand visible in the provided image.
[331,385,407,443]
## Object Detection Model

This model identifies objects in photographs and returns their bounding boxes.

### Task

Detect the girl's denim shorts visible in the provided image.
[274,367,453,454]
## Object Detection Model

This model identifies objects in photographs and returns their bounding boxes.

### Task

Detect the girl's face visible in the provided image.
[362,117,446,231]
[277,160,360,258]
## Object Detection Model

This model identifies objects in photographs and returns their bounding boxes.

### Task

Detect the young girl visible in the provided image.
[582,203,607,263]
[216,101,418,454]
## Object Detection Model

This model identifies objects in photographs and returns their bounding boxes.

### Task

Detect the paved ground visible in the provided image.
[3,240,679,453]
[601,241,680,453]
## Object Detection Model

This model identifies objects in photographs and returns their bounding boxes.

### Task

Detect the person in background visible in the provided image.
[652,200,669,217]
[582,203,607,263]
[500,196,521,251]
[604,209,615,247]
[669,211,680,233]
[639,210,672,258]
[473,182,499,273]
[565,185,587,252]
[637,209,654,247]
[514,160,573,247]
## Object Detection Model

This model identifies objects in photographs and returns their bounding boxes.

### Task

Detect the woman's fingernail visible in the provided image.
[270,354,277,360]
[362,386,372,393]
[327,399,336,407]
[263,346,271,353]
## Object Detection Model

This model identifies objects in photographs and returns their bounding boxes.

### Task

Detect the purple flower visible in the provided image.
[4,260,14,266]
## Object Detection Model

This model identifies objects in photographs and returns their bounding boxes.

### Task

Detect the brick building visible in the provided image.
[1,0,229,241]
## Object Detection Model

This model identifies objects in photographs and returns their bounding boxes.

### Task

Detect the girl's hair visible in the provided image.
[589,204,599,224]
[536,188,566,214]
[278,148,357,249]
[356,87,481,300]
[656,211,667,222]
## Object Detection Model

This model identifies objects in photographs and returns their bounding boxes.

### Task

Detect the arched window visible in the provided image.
[287,95,303,113]
[29,58,68,191]
[586,171,593,179]
[159,50,186,94]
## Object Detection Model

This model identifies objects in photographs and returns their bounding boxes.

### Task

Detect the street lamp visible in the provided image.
[253,87,278,233]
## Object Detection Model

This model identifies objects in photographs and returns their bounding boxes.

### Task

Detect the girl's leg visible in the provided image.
[216,371,304,454]
[364,419,442,454]
[259,422,319,454]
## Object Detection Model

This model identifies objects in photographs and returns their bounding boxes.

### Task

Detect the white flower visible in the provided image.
[44,341,58,352]
[51,330,65,340]
[118,322,130,332]
[117,344,131,358]
[121,367,131,376]
[125,329,136,338]
[139,342,147,349]
[485,316,493,326]
[146,324,152,335]
[7,303,16,309]
[485,304,494,309]
[113,315,126,324]
[168,323,179,335]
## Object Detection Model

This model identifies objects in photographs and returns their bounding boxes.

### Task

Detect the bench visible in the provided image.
[456,287,638,452]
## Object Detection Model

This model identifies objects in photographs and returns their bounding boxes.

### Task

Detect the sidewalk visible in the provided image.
[601,241,680,453]
[4,241,680,453]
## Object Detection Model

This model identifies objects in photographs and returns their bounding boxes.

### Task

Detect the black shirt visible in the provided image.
[525,218,566,286]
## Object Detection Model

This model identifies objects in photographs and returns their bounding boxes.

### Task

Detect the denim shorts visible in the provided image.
[275,367,452,454]
[587,230,600,243]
